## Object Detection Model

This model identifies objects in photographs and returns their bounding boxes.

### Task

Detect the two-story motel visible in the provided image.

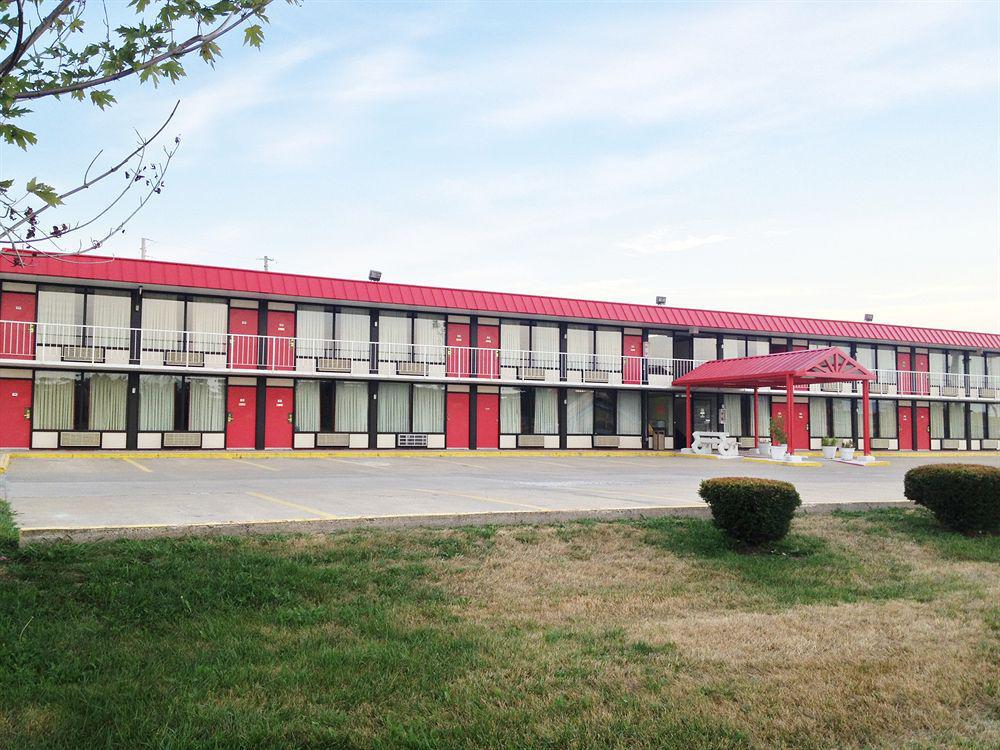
[0,251,998,453]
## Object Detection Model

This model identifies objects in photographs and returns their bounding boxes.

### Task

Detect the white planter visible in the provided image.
[822,445,837,460]
[840,447,855,461]
[769,444,788,461]
[758,439,772,457]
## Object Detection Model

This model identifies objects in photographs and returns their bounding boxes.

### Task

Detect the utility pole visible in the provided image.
[140,237,153,259]
[257,255,275,271]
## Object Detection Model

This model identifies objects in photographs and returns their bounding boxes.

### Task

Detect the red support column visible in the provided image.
[685,385,692,450]
[862,379,872,456]
[785,374,795,455]
[753,387,759,449]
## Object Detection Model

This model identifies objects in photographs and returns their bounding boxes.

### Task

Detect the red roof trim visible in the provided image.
[1,251,997,350]
[673,347,875,388]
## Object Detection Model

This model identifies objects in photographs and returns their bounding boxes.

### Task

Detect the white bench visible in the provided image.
[691,431,740,457]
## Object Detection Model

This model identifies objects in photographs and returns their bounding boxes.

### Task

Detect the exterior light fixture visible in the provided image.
[655,296,667,305]
[368,270,382,282]
[864,313,874,322]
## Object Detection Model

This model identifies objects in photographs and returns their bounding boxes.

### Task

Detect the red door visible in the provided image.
[226,385,256,449]
[476,392,499,449]
[229,308,259,369]
[623,334,642,384]
[447,323,470,378]
[915,406,931,450]
[266,311,295,371]
[898,405,912,450]
[264,386,293,448]
[914,353,930,396]
[446,391,469,448]
[897,352,912,395]
[771,400,809,453]
[476,325,499,380]
[0,291,36,360]
[0,378,32,447]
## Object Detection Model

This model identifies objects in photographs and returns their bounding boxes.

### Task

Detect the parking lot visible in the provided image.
[4,451,997,539]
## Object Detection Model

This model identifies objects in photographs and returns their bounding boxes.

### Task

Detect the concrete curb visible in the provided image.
[0,453,9,475]
[18,500,914,544]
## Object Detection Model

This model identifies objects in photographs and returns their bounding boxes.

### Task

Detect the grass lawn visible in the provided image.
[1,505,997,749]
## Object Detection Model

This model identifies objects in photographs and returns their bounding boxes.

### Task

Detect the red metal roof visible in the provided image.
[673,347,875,389]
[1,251,997,351]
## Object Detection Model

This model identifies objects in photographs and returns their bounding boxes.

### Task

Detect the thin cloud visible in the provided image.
[620,230,733,256]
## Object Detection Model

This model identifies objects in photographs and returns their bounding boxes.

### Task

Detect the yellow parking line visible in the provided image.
[233,459,280,472]
[410,487,549,512]
[120,457,152,473]
[245,491,337,519]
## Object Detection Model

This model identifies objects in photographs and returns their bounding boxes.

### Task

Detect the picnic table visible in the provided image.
[691,431,740,457]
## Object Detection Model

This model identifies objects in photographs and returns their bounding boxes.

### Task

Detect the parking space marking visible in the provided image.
[120,457,152,473]
[324,458,386,473]
[245,491,337,519]
[410,487,549,511]
[408,455,490,471]
[599,488,693,503]
[233,459,280,472]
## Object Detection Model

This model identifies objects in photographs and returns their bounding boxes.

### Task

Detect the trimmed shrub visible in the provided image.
[698,477,802,545]
[904,464,1000,533]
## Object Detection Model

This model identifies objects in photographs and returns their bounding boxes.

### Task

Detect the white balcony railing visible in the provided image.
[0,319,997,397]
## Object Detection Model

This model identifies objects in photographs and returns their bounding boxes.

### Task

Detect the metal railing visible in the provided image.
[1,319,998,397]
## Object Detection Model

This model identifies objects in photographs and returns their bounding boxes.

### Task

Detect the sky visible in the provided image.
[3,0,999,333]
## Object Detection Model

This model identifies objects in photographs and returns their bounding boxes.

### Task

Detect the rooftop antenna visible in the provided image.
[140,237,155,260]
[258,255,276,272]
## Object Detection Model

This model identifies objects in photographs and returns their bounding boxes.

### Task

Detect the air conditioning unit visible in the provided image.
[820,383,843,392]
[583,370,610,383]
[164,351,204,367]
[62,345,104,363]
[978,388,996,398]
[60,431,101,447]
[940,386,960,397]
[316,358,352,373]
[397,433,429,448]
[163,432,202,448]
[397,362,428,377]
[316,433,350,447]
[593,435,620,448]
[518,435,545,448]
[521,367,546,381]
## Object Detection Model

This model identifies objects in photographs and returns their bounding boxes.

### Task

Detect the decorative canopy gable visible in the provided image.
[673,346,874,389]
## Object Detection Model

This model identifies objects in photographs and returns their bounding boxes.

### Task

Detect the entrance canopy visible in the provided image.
[674,347,875,456]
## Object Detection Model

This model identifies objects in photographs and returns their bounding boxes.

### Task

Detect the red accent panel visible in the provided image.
[0,291,36,359]
[623,334,642,384]
[0,378,32,447]
[476,392,499,449]
[228,307,258,370]
[897,352,912,395]
[476,325,499,380]
[264,385,293,448]
[915,406,931,450]
[914,353,930,396]
[226,385,256,449]
[898,405,912,451]
[447,322,470,378]
[446,391,469,448]
[266,311,295,371]
[4,252,997,350]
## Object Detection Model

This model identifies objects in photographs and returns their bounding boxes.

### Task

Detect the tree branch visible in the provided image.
[0,0,73,74]
[0,0,25,81]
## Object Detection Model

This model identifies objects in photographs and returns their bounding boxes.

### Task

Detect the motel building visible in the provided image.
[0,251,998,455]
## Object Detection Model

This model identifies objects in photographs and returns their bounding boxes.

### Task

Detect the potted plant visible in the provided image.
[840,439,855,461]
[821,436,838,459]
[769,413,788,460]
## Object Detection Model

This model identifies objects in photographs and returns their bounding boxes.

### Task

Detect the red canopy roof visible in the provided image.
[673,347,874,389]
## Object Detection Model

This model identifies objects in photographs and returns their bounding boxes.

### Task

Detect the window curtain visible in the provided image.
[832,398,851,437]
[567,390,593,433]
[500,387,521,433]
[501,323,527,367]
[930,402,945,438]
[296,307,333,358]
[855,346,875,371]
[87,373,127,431]
[534,388,558,434]
[723,394,742,435]
[722,339,746,359]
[693,337,717,362]
[810,397,828,437]
[877,402,897,438]
[987,404,1000,439]
[970,403,985,439]
[33,371,76,429]
[295,380,321,432]
[876,348,896,384]
[856,400,873,441]
[142,296,184,351]
[335,309,369,360]
[185,299,227,354]
[947,402,966,439]
[566,327,593,370]
[746,338,769,356]
[86,291,130,348]
[378,382,409,432]
[531,324,559,369]
[188,377,225,431]
[335,381,368,432]
[617,391,641,435]
[413,384,444,432]
[755,395,771,438]
[139,374,177,431]
[37,288,84,346]
[595,329,622,374]
[379,313,410,362]
[414,316,445,364]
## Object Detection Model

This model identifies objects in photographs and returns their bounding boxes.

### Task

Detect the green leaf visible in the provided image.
[0,179,14,191]
[0,123,37,150]
[243,24,264,48]
[26,178,63,206]
[89,89,117,109]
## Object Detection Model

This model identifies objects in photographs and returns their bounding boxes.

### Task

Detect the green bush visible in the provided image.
[698,477,802,545]
[904,464,1000,534]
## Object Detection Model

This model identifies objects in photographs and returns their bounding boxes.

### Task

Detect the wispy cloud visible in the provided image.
[620,229,733,257]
